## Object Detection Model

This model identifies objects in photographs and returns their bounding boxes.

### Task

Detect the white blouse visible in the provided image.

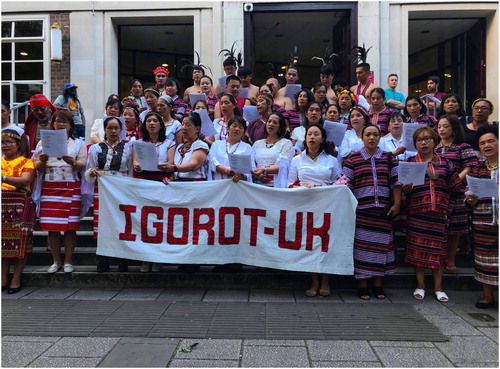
[253,138,294,186]
[339,129,363,158]
[379,133,417,161]
[208,140,256,180]
[291,126,306,150]
[165,119,182,141]
[84,141,132,183]
[213,118,229,141]
[35,138,87,182]
[133,138,175,165]
[287,151,341,187]
[174,139,210,179]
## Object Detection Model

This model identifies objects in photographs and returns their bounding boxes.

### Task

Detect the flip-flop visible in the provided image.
[435,291,449,302]
[413,288,425,300]
[305,288,318,297]
[444,264,458,274]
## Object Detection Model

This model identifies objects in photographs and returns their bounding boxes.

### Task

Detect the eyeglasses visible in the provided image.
[416,137,434,144]
[473,106,491,112]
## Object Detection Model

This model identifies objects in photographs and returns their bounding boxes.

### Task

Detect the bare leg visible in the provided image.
[479,283,495,304]
[48,231,62,265]
[415,266,425,289]
[357,278,370,300]
[446,235,459,272]
[63,231,76,265]
[307,273,319,296]
[319,274,330,293]
[2,258,10,287]
[9,257,27,289]
[433,264,445,292]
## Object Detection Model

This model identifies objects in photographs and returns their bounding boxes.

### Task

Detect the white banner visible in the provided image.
[97,175,358,275]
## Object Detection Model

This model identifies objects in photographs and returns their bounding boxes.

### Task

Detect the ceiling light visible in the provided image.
[162,64,169,67]
[444,73,452,78]
[415,89,422,93]
[20,52,28,56]
[278,73,284,77]
[280,66,287,69]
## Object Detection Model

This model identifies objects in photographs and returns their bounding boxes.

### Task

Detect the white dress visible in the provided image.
[379,133,417,161]
[208,140,256,180]
[253,138,294,187]
[339,130,363,158]
[133,138,175,166]
[174,139,210,180]
[287,151,341,187]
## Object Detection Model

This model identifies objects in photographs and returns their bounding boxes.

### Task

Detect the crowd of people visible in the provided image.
[1,58,498,309]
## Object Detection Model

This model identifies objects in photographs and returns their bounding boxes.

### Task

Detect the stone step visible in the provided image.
[18,265,479,290]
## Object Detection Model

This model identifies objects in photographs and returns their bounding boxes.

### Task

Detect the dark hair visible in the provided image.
[1,99,10,110]
[184,112,202,129]
[314,82,327,92]
[304,124,328,156]
[332,78,348,89]
[122,103,141,125]
[370,87,386,99]
[259,84,273,93]
[192,66,205,75]
[129,79,142,88]
[200,75,213,85]
[225,75,240,86]
[305,101,325,128]
[237,66,252,77]
[287,66,299,73]
[223,58,237,67]
[404,95,427,116]
[228,116,247,132]
[166,78,181,94]
[387,73,398,79]
[295,88,315,109]
[357,63,370,72]
[220,93,242,116]
[141,111,166,142]
[438,115,466,144]
[106,98,123,115]
[107,94,119,102]
[427,76,440,85]
[51,110,75,139]
[437,93,466,119]
[413,126,439,146]
[326,103,339,113]
[2,128,21,143]
[144,87,160,98]
[361,123,381,138]
[103,116,123,140]
[320,65,334,76]
[389,111,406,123]
[476,124,499,144]
[267,113,288,138]
[193,99,208,110]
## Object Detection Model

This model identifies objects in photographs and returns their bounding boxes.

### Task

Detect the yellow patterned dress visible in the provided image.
[1,156,36,258]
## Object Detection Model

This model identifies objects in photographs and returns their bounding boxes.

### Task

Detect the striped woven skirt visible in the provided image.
[2,190,35,258]
[405,211,448,269]
[448,194,470,236]
[473,223,498,286]
[353,207,395,279]
[93,182,99,238]
[39,180,81,232]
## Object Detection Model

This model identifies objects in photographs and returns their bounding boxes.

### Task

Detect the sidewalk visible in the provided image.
[2,287,498,368]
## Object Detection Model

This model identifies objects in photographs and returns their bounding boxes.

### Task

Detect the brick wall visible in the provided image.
[50,12,70,102]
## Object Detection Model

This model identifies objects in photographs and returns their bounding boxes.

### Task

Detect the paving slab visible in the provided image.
[111,288,163,300]
[244,339,305,346]
[435,336,499,363]
[454,362,500,367]
[20,287,79,299]
[369,340,434,347]
[98,338,179,367]
[312,361,382,367]
[307,340,377,361]
[447,304,499,328]
[249,289,295,302]
[1,340,52,367]
[156,288,205,301]
[173,339,242,360]
[43,337,119,357]
[373,346,454,367]
[241,345,309,367]
[338,289,392,303]
[168,359,240,367]
[28,356,101,368]
[202,289,249,302]
[2,336,61,342]
[1,287,39,299]
[424,315,483,336]
[294,289,343,303]
[477,327,499,343]
[66,288,121,300]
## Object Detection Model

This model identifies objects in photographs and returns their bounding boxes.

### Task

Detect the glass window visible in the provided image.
[14,21,43,38]
[2,22,12,38]
[15,42,43,60]
[2,62,12,80]
[2,85,10,103]
[15,62,43,80]
[2,43,12,60]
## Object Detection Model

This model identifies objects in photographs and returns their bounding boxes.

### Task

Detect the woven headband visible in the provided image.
[2,131,21,141]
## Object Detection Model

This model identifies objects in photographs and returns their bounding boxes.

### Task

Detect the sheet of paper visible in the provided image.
[323,120,347,147]
[228,153,253,174]
[467,175,499,198]
[398,161,427,186]
[284,84,302,102]
[402,123,421,152]
[189,93,206,108]
[140,96,149,110]
[218,75,227,93]
[133,141,159,171]
[40,129,68,157]
[192,109,217,137]
[239,87,249,99]
[243,105,259,122]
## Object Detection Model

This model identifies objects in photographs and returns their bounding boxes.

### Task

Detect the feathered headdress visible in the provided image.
[311,47,342,73]
[351,43,372,64]
[219,41,243,67]
[287,45,299,68]
[180,51,213,75]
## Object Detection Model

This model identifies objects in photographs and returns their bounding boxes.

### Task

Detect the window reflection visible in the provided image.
[14,21,43,37]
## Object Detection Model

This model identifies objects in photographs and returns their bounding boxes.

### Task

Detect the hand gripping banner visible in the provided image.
[97,175,358,275]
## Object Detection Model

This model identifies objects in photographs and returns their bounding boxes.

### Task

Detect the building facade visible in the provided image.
[2,1,498,129]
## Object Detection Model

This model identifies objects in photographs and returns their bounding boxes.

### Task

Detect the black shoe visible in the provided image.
[117,259,128,272]
[7,285,21,294]
[178,264,200,273]
[96,257,110,273]
[475,300,495,309]
[373,286,386,300]
[2,285,8,291]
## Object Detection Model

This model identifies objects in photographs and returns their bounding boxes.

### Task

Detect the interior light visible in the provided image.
[444,74,452,78]
[278,73,284,77]
[20,52,28,56]
[280,66,287,69]
[162,64,169,67]
[415,89,422,93]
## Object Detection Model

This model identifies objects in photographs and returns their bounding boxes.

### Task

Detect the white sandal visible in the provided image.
[435,291,449,302]
[413,288,425,300]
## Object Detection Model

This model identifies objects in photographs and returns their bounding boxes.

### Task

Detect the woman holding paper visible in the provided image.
[402,126,463,302]
[291,101,324,151]
[338,124,401,300]
[379,112,415,161]
[208,116,255,181]
[33,111,87,274]
[463,98,495,152]
[252,113,294,187]
[339,105,370,159]
[282,89,314,132]
[465,125,498,308]
[85,116,133,273]
[210,93,242,143]
[404,95,437,130]
[200,76,219,120]
[435,115,478,273]
[368,88,395,135]
[287,124,341,297]
[158,95,182,144]
[2,129,36,294]
[247,93,274,145]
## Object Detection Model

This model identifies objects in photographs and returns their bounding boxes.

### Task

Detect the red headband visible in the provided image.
[29,94,51,108]
[153,66,170,76]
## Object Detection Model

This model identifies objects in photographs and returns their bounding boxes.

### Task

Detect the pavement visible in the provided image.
[2,287,498,368]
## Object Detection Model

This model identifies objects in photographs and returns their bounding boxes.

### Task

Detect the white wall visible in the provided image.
[357,1,381,86]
